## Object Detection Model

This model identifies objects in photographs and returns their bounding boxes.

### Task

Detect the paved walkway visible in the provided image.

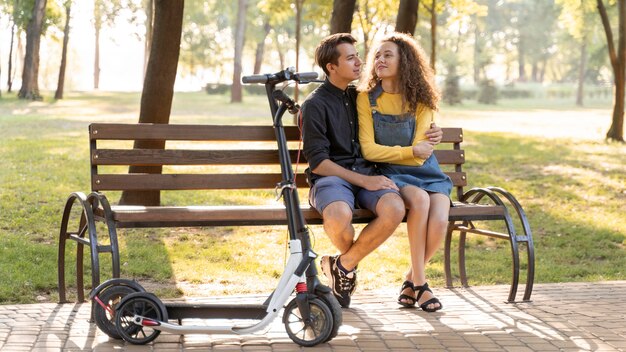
[0,281,625,351]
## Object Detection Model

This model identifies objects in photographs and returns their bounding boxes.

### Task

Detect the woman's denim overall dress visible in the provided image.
[368,84,453,197]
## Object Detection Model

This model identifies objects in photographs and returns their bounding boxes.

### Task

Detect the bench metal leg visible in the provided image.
[487,187,535,302]
[88,192,121,278]
[58,192,99,303]
[458,223,469,287]
[444,222,454,288]
[447,187,535,303]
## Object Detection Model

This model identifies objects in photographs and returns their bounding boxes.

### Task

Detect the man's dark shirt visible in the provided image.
[302,79,377,185]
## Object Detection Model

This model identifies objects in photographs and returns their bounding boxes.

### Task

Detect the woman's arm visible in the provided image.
[357,93,415,163]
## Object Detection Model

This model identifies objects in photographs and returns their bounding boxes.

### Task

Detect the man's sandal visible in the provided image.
[415,282,443,312]
[397,280,417,308]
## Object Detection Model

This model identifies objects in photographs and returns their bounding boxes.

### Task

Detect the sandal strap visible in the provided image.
[414,282,432,302]
[398,280,417,307]
[420,297,442,312]
[400,280,414,292]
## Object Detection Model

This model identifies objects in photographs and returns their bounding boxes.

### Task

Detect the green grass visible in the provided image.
[1,90,625,304]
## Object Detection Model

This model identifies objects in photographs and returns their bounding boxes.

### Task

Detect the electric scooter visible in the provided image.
[88,67,342,347]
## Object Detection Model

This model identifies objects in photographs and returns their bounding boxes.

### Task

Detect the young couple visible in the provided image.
[302,32,452,312]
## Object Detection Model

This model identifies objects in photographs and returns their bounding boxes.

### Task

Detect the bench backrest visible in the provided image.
[89,124,466,201]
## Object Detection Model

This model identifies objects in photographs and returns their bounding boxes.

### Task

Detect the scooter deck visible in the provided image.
[165,302,268,320]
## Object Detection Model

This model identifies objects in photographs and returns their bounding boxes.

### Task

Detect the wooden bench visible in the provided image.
[58,123,534,303]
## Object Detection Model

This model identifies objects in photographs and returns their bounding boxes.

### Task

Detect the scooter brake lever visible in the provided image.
[274,181,296,201]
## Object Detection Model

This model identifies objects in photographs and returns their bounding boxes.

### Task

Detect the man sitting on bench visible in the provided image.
[302,33,442,308]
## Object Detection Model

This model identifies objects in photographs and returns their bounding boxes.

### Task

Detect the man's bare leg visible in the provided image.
[339,192,405,271]
[322,201,356,254]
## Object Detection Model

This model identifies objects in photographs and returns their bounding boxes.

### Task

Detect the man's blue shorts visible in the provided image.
[309,176,399,215]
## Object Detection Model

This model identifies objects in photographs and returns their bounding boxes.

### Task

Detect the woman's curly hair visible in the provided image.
[358,32,440,112]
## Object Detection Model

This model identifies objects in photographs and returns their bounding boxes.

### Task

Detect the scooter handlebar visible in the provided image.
[241,67,318,85]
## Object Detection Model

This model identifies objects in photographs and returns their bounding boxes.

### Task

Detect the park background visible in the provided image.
[0,0,625,304]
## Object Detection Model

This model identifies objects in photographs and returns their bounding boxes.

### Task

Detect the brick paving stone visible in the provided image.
[2,282,626,351]
[1,346,34,351]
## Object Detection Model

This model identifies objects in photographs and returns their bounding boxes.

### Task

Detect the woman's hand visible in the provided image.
[412,141,434,159]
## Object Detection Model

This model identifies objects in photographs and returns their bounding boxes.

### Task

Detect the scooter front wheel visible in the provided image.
[318,292,342,342]
[115,292,167,345]
[283,297,333,347]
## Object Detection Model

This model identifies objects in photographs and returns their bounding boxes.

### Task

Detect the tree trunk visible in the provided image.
[518,37,526,82]
[395,0,419,35]
[144,0,154,79]
[429,0,436,71]
[230,0,248,103]
[18,0,47,100]
[358,0,371,61]
[93,0,104,90]
[295,0,303,102]
[597,0,625,142]
[473,19,480,84]
[7,22,15,92]
[253,21,271,74]
[55,3,72,100]
[576,38,587,107]
[330,0,356,34]
[275,31,285,69]
[119,0,185,206]
[608,72,625,141]
[94,15,101,90]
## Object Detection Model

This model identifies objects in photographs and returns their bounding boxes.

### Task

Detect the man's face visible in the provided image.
[327,43,362,83]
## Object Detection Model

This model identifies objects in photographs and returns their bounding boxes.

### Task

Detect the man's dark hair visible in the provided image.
[314,33,357,76]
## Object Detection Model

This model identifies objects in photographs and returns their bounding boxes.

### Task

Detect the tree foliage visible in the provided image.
[179,1,232,81]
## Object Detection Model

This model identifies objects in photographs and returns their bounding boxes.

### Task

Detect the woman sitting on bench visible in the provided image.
[357,32,452,312]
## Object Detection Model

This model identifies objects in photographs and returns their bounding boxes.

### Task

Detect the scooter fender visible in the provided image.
[88,278,145,300]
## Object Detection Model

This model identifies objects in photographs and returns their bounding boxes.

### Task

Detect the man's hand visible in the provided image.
[425,123,443,145]
[412,141,434,159]
[361,175,399,191]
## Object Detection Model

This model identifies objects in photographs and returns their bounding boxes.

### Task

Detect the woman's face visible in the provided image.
[374,41,399,80]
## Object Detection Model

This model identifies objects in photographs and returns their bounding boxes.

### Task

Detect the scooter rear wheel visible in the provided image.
[283,297,333,347]
[115,292,167,345]
[94,285,138,339]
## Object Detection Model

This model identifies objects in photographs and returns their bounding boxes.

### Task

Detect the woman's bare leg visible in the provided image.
[399,186,429,304]
[414,193,450,309]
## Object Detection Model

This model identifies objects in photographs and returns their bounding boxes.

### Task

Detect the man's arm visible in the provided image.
[425,123,443,144]
[413,123,442,159]
[302,95,397,192]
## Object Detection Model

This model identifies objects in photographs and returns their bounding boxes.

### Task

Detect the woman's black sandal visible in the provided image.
[415,282,442,312]
[397,280,417,308]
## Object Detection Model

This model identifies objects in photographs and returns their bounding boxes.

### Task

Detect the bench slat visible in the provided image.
[93,174,289,191]
[92,172,467,191]
[90,124,463,143]
[92,149,305,165]
[441,127,463,143]
[90,124,300,141]
[99,202,504,227]
[92,149,464,166]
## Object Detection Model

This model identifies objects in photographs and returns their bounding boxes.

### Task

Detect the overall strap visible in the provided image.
[368,83,384,108]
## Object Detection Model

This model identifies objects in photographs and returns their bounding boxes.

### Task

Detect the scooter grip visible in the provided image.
[242,74,269,84]
[295,72,318,82]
